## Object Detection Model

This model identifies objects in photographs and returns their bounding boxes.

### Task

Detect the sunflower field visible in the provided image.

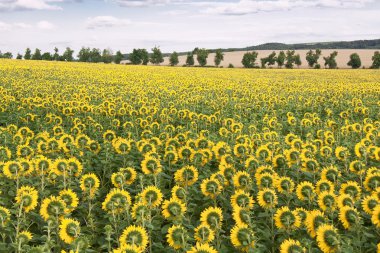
[0,59,379,253]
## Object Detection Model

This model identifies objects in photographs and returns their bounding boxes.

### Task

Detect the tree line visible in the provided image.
[1,47,380,69]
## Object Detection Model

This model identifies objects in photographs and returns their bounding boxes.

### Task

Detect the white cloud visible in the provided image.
[0,0,63,11]
[0,20,34,30]
[113,0,172,7]
[85,16,131,29]
[201,0,375,15]
[37,20,56,30]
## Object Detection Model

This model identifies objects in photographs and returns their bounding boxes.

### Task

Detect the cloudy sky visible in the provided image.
[0,0,379,55]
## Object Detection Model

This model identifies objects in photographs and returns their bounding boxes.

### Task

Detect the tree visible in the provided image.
[186,52,194,66]
[347,53,361,69]
[214,49,224,67]
[78,47,91,62]
[24,48,32,60]
[53,47,60,61]
[41,52,52,61]
[150,46,164,65]
[276,51,286,68]
[371,51,380,69]
[294,54,302,68]
[101,49,113,64]
[0,52,13,59]
[114,50,124,64]
[90,48,102,63]
[261,51,276,68]
[196,48,209,67]
[306,49,321,68]
[63,47,74,62]
[16,53,23,60]
[324,51,338,69]
[129,49,148,65]
[31,48,42,60]
[169,51,179,66]
[242,51,258,68]
[285,50,296,69]
[141,49,149,65]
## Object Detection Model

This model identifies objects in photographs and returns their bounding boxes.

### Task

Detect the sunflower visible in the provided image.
[201,178,222,199]
[102,188,132,214]
[164,150,178,164]
[194,224,215,244]
[67,157,83,177]
[245,156,259,172]
[119,225,149,252]
[141,186,163,207]
[256,172,276,190]
[40,196,67,221]
[113,245,140,253]
[113,138,132,155]
[364,172,380,192]
[315,180,334,195]
[174,165,199,186]
[141,156,162,175]
[294,208,307,226]
[17,145,34,159]
[167,225,188,250]
[230,224,255,252]
[200,207,223,230]
[371,205,380,228]
[296,181,315,201]
[305,210,327,238]
[257,188,278,209]
[80,173,100,198]
[17,230,32,244]
[186,243,218,253]
[256,145,272,162]
[59,189,79,211]
[301,158,319,173]
[162,198,186,221]
[339,181,361,201]
[317,192,336,212]
[232,206,251,226]
[316,224,341,253]
[219,163,236,185]
[361,196,379,214]
[339,206,360,230]
[0,146,11,162]
[0,206,11,227]
[33,156,52,175]
[103,130,116,142]
[171,185,187,201]
[337,194,354,209]
[231,190,254,209]
[272,154,287,169]
[15,186,39,213]
[373,188,380,200]
[131,202,150,221]
[279,239,306,253]
[276,176,295,194]
[3,160,23,179]
[59,218,80,244]
[274,206,301,231]
[335,146,349,161]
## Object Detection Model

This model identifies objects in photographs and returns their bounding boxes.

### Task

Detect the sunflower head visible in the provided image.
[372,205,380,228]
[318,192,337,212]
[201,178,222,199]
[339,206,360,230]
[232,207,251,226]
[305,210,326,238]
[80,173,100,198]
[171,185,187,201]
[194,224,215,244]
[40,196,67,221]
[119,225,149,252]
[17,231,32,244]
[162,198,186,221]
[167,225,188,250]
[15,186,39,213]
[200,207,223,230]
[276,176,295,194]
[279,239,306,253]
[274,206,301,231]
[316,224,341,253]
[174,165,199,186]
[102,188,132,214]
[231,190,254,209]
[59,218,80,244]
[257,188,278,210]
[0,206,11,227]
[141,186,163,207]
[59,189,79,210]
[296,181,315,201]
[187,243,218,253]
[361,195,379,214]
[339,181,361,201]
[230,224,255,252]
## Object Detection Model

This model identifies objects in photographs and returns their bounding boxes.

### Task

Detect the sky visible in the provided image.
[0,0,379,55]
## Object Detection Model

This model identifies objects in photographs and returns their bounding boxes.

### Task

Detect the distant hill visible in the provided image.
[124,39,380,59]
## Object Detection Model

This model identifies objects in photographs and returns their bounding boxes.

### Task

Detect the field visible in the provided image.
[0,59,380,253]
[162,49,378,68]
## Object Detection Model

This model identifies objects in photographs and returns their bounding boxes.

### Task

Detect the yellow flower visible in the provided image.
[200,207,223,230]
[171,185,187,201]
[371,205,380,228]
[230,190,254,209]
[174,165,199,186]
[256,172,276,190]
[0,206,11,227]
[274,206,301,230]
[316,224,340,253]
[186,243,218,253]
[141,156,162,175]
[3,161,23,179]
[315,180,334,195]
[167,225,188,250]
[361,195,379,214]
[15,186,38,213]
[119,225,149,252]
[194,224,215,244]
[296,181,315,201]
[59,218,80,244]
[275,176,295,194]
[257,188,278,209]
[317,192,337,212]
[232,206,251,226]
[230,224,255,252]
[161,198,186,221]
[339,181,361,201]
[364,172,380,192]
[59,189,79,211]
[339,206,360,230]
[17,230,32,243]
[40,196,67,221]
[141,186,163,207]
[80,173,100,198]
[305,210,326,238]
[279,239,306,253]
[131,202,149,221]
[102,188,132,214]
[201,178,222,199]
